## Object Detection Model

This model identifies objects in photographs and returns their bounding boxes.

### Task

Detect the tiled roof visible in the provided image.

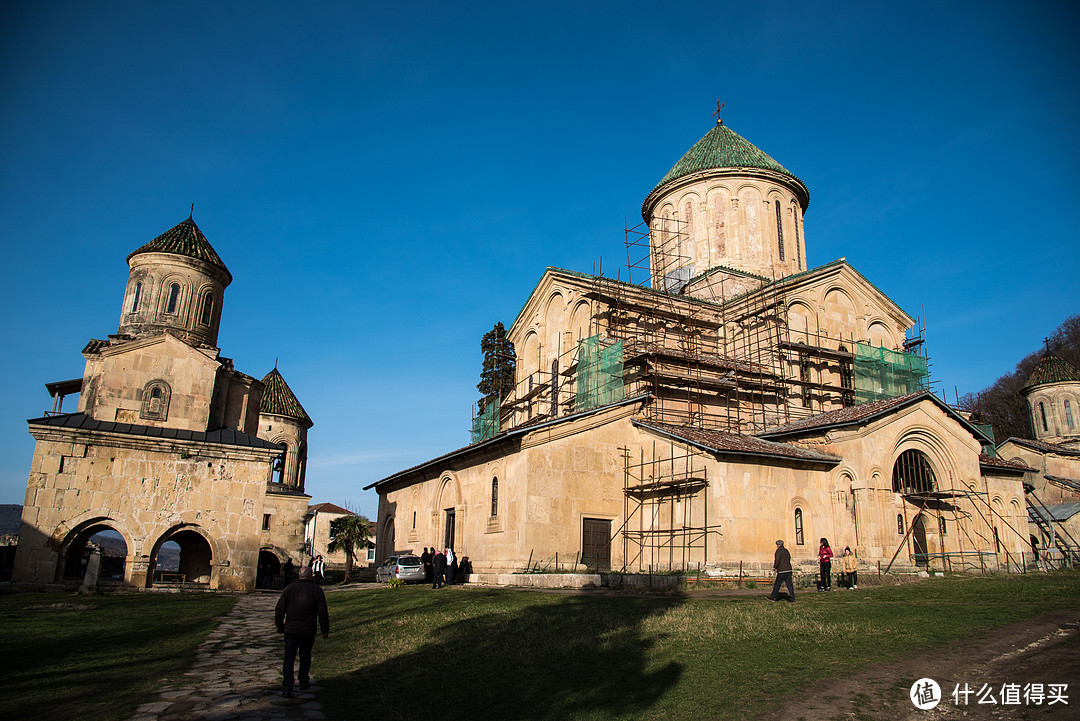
[127,217,232,282]
[82,338,110,355]
[978,454,1035,473]
[1030,502,1080,523]
[635,420,841,464]
[647,123,809,205]
[1046,475,1080,492]
[259,368,313,427]
[759,392,928,437]
[1001,437,1080,457]
[308,502,353,515]
[27,412,283,451]
[1024,352,1080,389]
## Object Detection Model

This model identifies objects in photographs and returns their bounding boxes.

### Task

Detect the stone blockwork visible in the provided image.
[13,216,314,592]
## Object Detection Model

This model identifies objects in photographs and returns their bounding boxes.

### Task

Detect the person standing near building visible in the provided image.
[818,538,833,591]
[421,547,433,583]
[275,566,329,698]
[841,546,858,589]
[432,548,446,589]
[445,546,456,586]
[312,555,325,585]
[769,540,794,602]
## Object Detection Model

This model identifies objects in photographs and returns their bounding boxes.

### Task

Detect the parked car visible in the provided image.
[375,555,426,583]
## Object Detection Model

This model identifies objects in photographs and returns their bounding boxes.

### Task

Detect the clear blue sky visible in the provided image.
[2,2,1078,521]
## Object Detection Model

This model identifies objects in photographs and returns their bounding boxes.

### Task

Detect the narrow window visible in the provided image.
[551,359,560,417]
[412,511,416,529]
[994,527,1001,553]
[794,507,804,545]
[939,516,947,535]
[1065,400,1075,430]
[775,200,785,261]
[1039,402,1048,432]
[199,292,214,326]
[799,353,812,408]
[898,514,905,535]
[130,281,142,313]
[491,477,499,517]
[794,209,802,269]
[838,344,854,407]
[165,283,181,314]
[262,514,271,531]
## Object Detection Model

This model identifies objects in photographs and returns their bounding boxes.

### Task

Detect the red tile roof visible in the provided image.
[635,420,841,464]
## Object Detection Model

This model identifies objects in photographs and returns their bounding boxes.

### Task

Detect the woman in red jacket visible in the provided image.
[818,538,834,591]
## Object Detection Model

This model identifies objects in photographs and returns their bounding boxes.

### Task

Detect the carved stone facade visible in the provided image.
[13,216,313,591]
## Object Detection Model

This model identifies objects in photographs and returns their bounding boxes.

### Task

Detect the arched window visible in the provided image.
[491,477,499,517]
[139,380,171,421]
[165,283,181,314]
[1039,402,1048,432]
[794,209,801,269]
[130,281,142,313]
[1065,400,1075,430]
[273,451,287,485]
[897,514,905,535]
[794,507,804,545]
[939,516,947,535]
[892,449,937,494]
[551,359,560,417]
[199,291,214,326]
[775,200,785,261]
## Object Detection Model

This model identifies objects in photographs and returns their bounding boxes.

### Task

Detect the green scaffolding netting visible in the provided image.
[852,342,929,404]
[576,336,625,412]
[470,401,500,444]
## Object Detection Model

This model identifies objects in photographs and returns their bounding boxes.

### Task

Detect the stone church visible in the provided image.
[12,216,313,591]
[367,118,1070,579]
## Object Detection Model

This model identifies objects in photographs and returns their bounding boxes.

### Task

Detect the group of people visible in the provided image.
[420,547,472,588]
[261,554,328,590]
[770,537,859,602]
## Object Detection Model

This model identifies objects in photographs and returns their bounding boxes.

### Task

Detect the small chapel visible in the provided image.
[12,215,314,591]
[366,117,1077,579]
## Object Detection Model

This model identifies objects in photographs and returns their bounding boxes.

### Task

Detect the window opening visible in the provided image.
[892,449,937,494]
[1066,400,1075,430]
[262,514,271,531]
[130,281,142,313]
[199,292,214,326]
[898,514,905,535]
[1039,402,1048,432]
[166,283,181,314]
[794,507,804,545]
[939,516,947,535]
[491,477,499,517]
[775,200,785,261]
[799,353,812,408]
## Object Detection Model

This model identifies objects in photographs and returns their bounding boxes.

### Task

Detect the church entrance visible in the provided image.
[444,509,456,550]
[258,550,281,589]
[581,518,611,572]
[911,514,929,567]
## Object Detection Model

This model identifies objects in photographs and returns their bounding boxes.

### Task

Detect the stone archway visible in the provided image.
[148,526,214,587]
[57,520,130,585]
[258,549,281,589]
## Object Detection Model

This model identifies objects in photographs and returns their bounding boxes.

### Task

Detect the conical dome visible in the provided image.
[646,122,809,209]
[128,217,232,284]
[1024,352,1080,390]
[260,368,313,427]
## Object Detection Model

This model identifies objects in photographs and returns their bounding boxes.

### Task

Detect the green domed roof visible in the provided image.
[1024,352,1080,390]
[647,122,809,206]
[260,368,313,427]
[127,217,231,282]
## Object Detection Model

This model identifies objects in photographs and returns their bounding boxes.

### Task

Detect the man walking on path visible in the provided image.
[769,540,795,602]
[275,566,330,698]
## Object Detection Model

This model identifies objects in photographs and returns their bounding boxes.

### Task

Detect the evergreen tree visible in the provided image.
[477,321,517,415]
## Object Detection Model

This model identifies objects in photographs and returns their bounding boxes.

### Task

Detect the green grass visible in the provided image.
[0,593,236,721]
[316,571,1080,721]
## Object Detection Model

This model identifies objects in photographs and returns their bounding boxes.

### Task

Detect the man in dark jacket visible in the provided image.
[275,566,330,697]
[769,540,795,602]
[432,548,446,589]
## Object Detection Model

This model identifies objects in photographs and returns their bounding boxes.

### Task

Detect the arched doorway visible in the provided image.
[58,521,129,585]
[148,527,213,587]
[258,549,281,589]
[911,514,929,567]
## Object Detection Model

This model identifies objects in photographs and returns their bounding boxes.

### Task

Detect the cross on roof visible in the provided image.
[713,100,725,125]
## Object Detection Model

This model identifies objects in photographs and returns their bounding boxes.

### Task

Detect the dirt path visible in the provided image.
[756,610,1080,720]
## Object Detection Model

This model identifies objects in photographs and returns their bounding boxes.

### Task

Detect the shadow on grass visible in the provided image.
[322,589,683,721]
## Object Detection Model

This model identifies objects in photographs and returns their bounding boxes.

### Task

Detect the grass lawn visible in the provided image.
[0,592,236,721]
[316,571,1080,721]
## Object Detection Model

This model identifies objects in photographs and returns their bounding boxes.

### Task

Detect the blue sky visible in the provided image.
[2,2,1077,521]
